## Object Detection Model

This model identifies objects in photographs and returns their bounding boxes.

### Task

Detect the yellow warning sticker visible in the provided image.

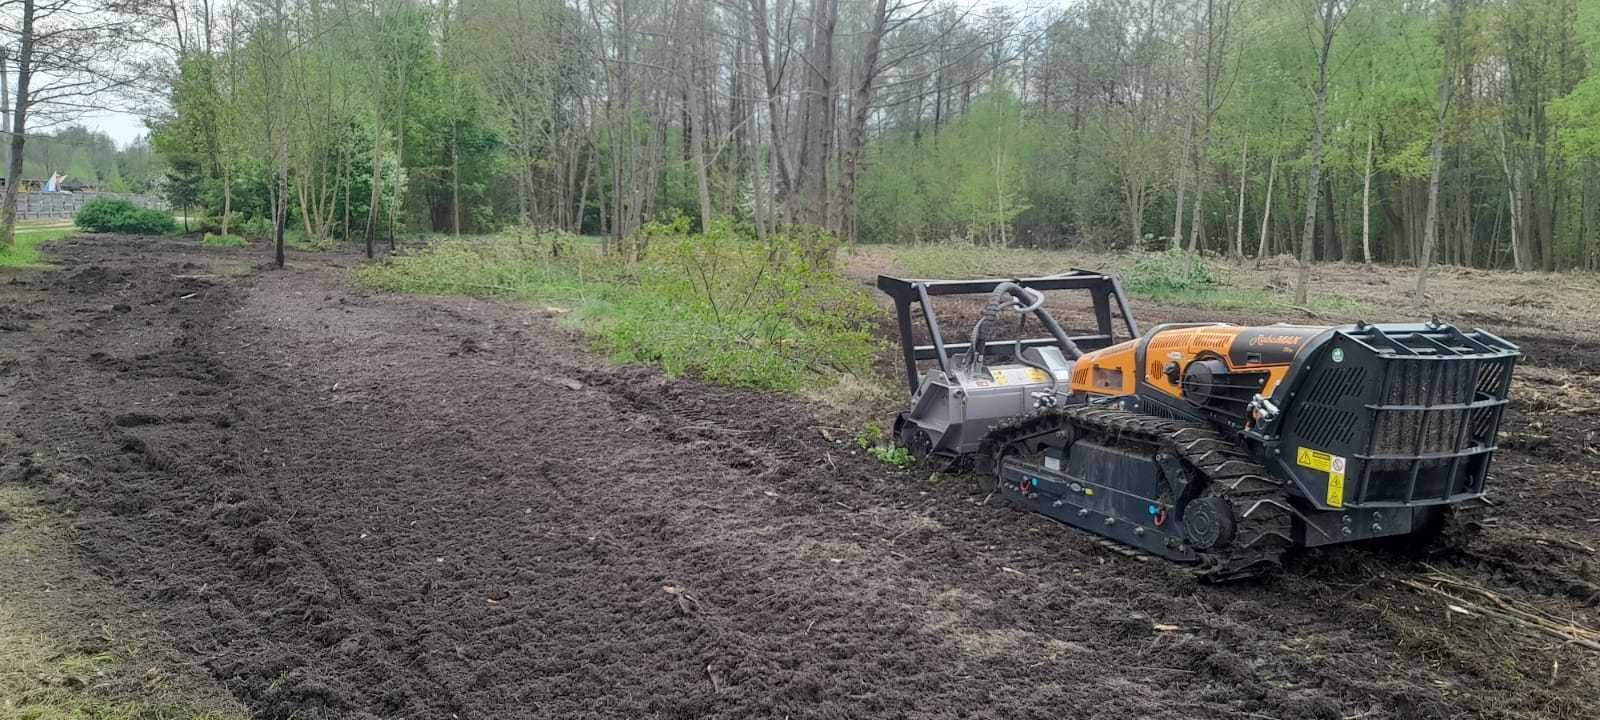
[1328,456,1347,508]
[1297,447,1346,508]
[990,367,1052,386]
[1296,447,1333,471]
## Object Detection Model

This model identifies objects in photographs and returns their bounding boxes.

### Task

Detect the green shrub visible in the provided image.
[1123,248,1224,294]
[239,216,273,239]
[74,199,178,235]
[868,445,916,467]
[284,228,329,251]
[203,233,248,247]
[360,224,880,392]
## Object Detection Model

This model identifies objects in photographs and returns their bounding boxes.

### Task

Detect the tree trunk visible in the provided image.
[0,0,35,249]
[838,0,889,245]
[1171,164,1187,249]
[1256,149,1277,265]
[1414,125,1446,299]
[688,46,712,233]
[365,121,384,259]
[748,0,794,202]
[1361,127,1373,264]
[1322,176,1340,262]
[1295,2,1339,306]
[1125,179,1148,248]
[451,120,461,237]
[1415,0,1463,298]
[1,46,10,173]
[1187,180,1204,252]
[1234,138,1248,258]
[793,0,837,227]
[222,165,233,238]
[273,169,286,268]
[1296,88,1328,305]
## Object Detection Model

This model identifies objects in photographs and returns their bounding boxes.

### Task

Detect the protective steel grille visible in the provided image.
[1276,324,1517,509]
[1288,366,1365,448]
[1358,352,1516,504]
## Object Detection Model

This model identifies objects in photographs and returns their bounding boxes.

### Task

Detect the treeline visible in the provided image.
[862,0,1600,275]
[148,0,1600,273]
[153,0,1033,255]
[18,127,162,194]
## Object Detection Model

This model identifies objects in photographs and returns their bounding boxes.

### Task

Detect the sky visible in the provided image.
[83,109,149,147]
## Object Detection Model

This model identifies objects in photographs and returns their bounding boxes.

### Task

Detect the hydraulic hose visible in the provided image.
[963,281,1083,389]
[966,282,1040,369]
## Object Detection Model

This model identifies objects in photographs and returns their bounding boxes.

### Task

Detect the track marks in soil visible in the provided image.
[4,236,1599,719]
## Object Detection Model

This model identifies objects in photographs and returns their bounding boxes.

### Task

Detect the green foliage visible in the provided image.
[238,216,273,240]
[202,233,248,248]
[360,223,880,391]
[164,156,205,215]
[857,91,1034,245]
[1123,249,1224,294]
[22,126,162,193]
[852,423,915,467]
[73,199,179,235]
[285,228,331,251]
[1552,1,1600,159]
[868,445,915,467]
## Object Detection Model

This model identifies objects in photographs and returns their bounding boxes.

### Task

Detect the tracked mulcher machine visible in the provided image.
[880,271,1519,581]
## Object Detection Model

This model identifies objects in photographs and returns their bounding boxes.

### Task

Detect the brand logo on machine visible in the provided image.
[1249,334,1304,348]
[1331,348,1345,363]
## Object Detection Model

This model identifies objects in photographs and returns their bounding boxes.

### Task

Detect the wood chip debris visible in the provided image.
[1397,571,1600,652]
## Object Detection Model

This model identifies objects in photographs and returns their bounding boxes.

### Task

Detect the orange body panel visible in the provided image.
[1070,324,1329,401]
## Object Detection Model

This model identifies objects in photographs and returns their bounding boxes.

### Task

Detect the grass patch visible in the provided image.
[884,240,1094,280]
[361,220,881,391]
[284,228,330,251]
[887,241,1367,315]
[202,233,248,248]
[0,226,76,268]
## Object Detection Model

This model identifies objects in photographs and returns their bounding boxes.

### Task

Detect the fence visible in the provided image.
[9,192,169,220]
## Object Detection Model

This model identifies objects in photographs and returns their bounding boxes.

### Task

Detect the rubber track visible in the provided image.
[980,405,1296,582]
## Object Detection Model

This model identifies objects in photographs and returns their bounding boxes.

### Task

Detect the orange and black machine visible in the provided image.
[880,270,1520,580]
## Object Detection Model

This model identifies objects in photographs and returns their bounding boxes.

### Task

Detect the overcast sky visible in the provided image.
[84,109,148,146]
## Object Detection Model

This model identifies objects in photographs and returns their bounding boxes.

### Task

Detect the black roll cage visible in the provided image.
[877,269,1140,395]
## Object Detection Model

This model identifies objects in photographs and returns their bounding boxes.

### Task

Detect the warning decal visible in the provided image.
[1297,447,1347,508]
[989,366,1052,386]
[1328,456,1347,508]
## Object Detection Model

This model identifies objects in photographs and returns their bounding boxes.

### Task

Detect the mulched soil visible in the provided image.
[1,235,1597,719]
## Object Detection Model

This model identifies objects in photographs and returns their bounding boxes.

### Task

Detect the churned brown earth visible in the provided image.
[1,234,1596,719]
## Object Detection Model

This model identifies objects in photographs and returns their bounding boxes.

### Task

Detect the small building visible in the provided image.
[0,177,45,192]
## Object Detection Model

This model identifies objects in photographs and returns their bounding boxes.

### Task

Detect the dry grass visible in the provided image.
[0,485,245,720]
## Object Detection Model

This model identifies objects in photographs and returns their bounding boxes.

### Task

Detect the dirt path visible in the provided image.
[2,236,1597,719]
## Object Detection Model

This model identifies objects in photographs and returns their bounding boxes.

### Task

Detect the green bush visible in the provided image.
[360,223,880,391]
[239,216,273,239]
[1123,248,1224,294]
[202,233,247,247]
[74,199,178,235]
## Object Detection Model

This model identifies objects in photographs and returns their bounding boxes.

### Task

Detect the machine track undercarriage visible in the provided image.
[982,406,1296,581]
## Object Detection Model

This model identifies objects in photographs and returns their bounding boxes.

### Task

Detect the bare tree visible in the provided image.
[1414,0,1466,300]
[0,0,153,247]
[1294,0,1355,306]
